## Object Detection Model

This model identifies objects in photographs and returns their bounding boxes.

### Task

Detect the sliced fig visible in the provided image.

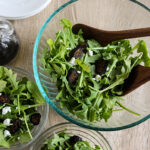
[0,95,11,104]
[69,42,88,58]
[9,119,22,134]
[67,69,79,84]
[95,59,108,75]
[69,47,83,59]
[69,135,82,145]
[30,113,41,125]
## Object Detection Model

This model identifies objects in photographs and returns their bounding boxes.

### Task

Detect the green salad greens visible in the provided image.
[41,130,100,150]
[42,18,150,122]
[0,66,45,148]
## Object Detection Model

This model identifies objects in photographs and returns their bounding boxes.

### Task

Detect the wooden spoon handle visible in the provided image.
[103,27,150,41]
[73,24,150,45]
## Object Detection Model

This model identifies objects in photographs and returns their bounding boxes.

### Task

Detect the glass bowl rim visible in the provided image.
[1,65,49,149]
[30,122,112,150]
[33,0,150,131]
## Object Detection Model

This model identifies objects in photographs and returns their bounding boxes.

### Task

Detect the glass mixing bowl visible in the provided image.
[1,66,49,150]
[33,0,150,131]
[30,122,112,150]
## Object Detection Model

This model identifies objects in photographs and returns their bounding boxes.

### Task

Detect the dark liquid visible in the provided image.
[0,32,19,65]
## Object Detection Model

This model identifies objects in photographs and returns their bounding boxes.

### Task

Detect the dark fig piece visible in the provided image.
[30,113,41,125]
[69,47,83,59]
[9,119,22,134]
[79,41,88,49]
[69,42,88,58]
[95,59,108,75]
[55,147,59,150]
[0,95,11,104]
[69,135,82,145]
[67,69,79,84]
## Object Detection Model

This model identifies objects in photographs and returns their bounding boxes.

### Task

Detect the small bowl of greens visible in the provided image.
[30,122,112,150]
[0,66,49,149]
[33,0,150,131]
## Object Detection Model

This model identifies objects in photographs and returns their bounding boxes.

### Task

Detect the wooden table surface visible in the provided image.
[9,0,150,149]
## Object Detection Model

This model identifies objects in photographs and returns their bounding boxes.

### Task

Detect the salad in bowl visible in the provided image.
[0,66,49,149]
[41,18,150,122]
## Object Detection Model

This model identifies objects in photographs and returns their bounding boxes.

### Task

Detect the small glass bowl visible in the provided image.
[1,66,49,150]
[33,0,150,131]
[30,122,112,150]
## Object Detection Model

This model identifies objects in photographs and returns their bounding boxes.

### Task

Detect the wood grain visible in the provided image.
[8,0,150,150]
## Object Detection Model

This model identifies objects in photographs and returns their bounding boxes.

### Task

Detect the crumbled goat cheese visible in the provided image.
[2,107,11,115]
[3,119,11,126]
[88,50,93,56]
[92,78,96,81]
[4,130,11,137]
[106,66,109,71]
[95,75,101,81]
[70,57,77,65]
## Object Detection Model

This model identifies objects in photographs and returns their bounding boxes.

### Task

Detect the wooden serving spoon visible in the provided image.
[72,24,150,96]
[72,24,150,46]
[122,65,150,96]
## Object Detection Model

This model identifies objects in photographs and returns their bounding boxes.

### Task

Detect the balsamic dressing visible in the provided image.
[0,19,19,65]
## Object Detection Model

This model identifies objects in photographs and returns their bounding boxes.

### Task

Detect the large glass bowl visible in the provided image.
[33,0,150,131]
[30,122,112,150]
[1,66,49,150]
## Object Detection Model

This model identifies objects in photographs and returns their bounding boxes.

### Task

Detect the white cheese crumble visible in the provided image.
[4,130,11,137]
[20,117,24,121]
[95,75,101,81]
[88,50,93,56]
[3,119,11,126]
[2,107,11,115]
[106,66,109,71]
[70,57,77,66]
[66,47,71,50]
[92,78,96,81]
[77,71,81,74]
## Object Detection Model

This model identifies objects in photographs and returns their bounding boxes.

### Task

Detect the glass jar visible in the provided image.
[0,18,19,65]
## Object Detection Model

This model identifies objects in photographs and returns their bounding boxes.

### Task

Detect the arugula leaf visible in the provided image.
[0,66,4,79]
[0,80,7,92]
[27,81,45,104]
[19,132,31,144]
[137,40,150,67]
[75,104,88,120]
[47,39,54,50]
[76,59,91,73]
[61,18,72,28]
[0,129,10,148]
[4,67,19,89]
